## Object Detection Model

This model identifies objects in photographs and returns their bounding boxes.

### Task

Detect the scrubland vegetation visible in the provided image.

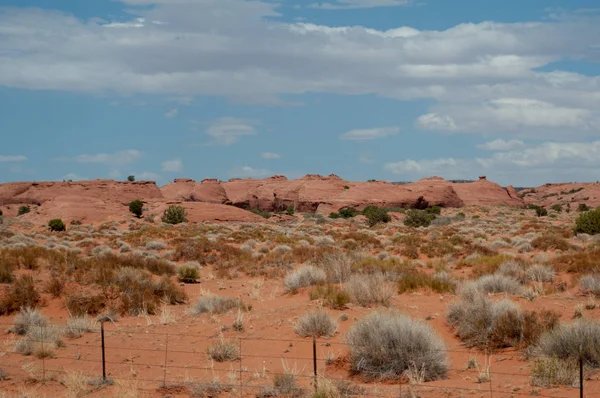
[2,203,600,396]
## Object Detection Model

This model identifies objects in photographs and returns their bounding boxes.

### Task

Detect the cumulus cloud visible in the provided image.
[200,117,258,146]
[66,150,142,165]
[161,159,183,172]
[0,2,599,139]
[310,0,412,9]
[0,155,27,162]
[261,152,281,159]
[0,3,598,117]
[385,140,600,185]
[229,166,271,178]
[132,171,161,181]
[62,173,87,181]
[340,126,400,141]
[165,108,178,118]
[477,139,525,151]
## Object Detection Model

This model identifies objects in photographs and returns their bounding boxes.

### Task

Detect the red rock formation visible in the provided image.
[451,179,523,207]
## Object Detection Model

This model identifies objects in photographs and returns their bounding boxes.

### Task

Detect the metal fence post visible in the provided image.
[313,335,318,393]
[101,320,106,382]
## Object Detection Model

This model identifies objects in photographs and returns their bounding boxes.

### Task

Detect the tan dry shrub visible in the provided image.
[294,309,337,338]
[346,310,448,381]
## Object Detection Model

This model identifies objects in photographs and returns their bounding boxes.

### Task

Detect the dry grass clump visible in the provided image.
[309,284,351,310]
[496,261,527,281]
[145,240,167,250]
[448,293,559,350]
[315,253,353,283]
[113,267,187,315]
[65,293,106,316]
[346,310,448,381]
[579,274,600,296]
[397,271,456,294]
[461,274,524,295]
[207,338,240,362]
[553,248,600,273]
[531,234,572,251]
[11,307,48,335]
[0,274,41,315]
[177,264,200,283]
[284,265,326,292]
[346,273,394,306]
[0,260,14,283]
[64,315,97,339]
[526,264,555,283]
[294,309,337,337]
[531,357,579,387]
[534,319,600,366]
[15,325,65,359]
[193,295,244,315]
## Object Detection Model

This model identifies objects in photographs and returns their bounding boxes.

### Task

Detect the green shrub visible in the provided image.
[177,265,200,283]
[129,200,144,218]
[127,175,135,182]
[551,204,563,213]
[18,206,30,216]
[162,205,187,224]
[536,207,548,217]
[329,212,341,219]
[346,311,448,381]
[48,219,66,232]
[575,208,600,235]
[404,209,435,227]
[250,209,272,219]
[286,205,295,216]
[578,203,591,212]
[362,206,391,227]
[426,206,442,215]
[339,207,359,219]
[343,185,350,190]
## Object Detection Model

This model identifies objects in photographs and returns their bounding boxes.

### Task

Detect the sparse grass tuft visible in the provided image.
[193,295,244,315]
[207,338,240,362]
[285,266,326,292]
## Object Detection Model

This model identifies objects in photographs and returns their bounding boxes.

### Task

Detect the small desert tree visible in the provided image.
[575,208,600,235]
[48,219,66,232]
[129,200,144,218]
[127,175,135,182]
[362,206,391,227]
[18,206,30,216]
[162,205,187,224]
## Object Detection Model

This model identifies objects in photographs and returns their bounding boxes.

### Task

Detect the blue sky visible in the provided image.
[0,0,599,186]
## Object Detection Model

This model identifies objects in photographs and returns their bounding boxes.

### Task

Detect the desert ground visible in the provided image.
[2,176,600,397]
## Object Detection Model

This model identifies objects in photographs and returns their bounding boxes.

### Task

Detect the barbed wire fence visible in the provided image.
[0,320,594,397]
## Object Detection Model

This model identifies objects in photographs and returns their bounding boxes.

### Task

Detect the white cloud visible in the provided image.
[385,140,600,185]
[261,152,281,159]
[67,150,142,165]
[161,159,183,172]
[229,166,271,178]
[108,169,122,179]
[310,0,412,9]
[62,173,87,181]
[168,96,193,105]
[165,108,178,118]
[132,171,161,181]
[418,98,597,136]
[416,114,457,131]
[201,117,257,146]
[0,3,600,138]
[359,153,375,164]
[384,158,464,177]
[340,126,400,141]
[0,155,27,162]
[477,139,525,151]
